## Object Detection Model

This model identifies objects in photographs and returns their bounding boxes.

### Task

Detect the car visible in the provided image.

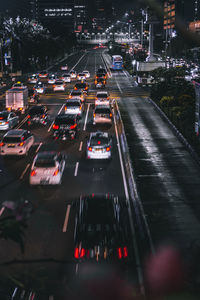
[77,73,86,81]
[94,78,106,89]
[11,81,27,89]
[38,70,49,78]
[48,74,57,84]
[96,68,107,78]
[61,64,68,71]
[73,194,130,263]
[0,111,19,130]
[33,81,46,94]
[28,74,38,84]
[93,105,112,125]
[74,82,89,93]
[27,105,48,126]
[53,80,66,92]
[86,131,112,160]
[69,90,85,102]
[82,70,90,78]
[29,151,65,185]
[61,73,71,83]
[69,70,77,79]
[95,91,110,106]
[65,99,83,117]
[52,114,78,140]
[0,129,34,156]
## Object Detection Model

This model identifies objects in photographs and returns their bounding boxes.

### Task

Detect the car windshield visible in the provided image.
[97,93,108,98]
[13,84,22,87]
[55,81,63,85]
[55,117,75,125]
[90,136,109,146]
[95,108,110,114]
[71,92,82,96]
[0,112,9,120]
[35,159,56,168]
[29,107,44,115]
[3,137,21,143]
[66,102,80,107]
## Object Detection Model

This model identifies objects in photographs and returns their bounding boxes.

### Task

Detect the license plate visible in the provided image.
[40,179,49,185]
[95,149,102,152]
[8,144,15,147]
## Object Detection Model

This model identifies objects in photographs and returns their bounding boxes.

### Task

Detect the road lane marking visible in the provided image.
[62,204,71,232]
[0,207,5,217]
[79,141,83,151]
[116,81,123,94]
[20,163,31,180]
[83,103,90,131]
[76,263,79,274]
[48,103,65,132]
[74,162,79,176]
[70,53,86,72]
[16,115,28,129]
[36,142,43,153]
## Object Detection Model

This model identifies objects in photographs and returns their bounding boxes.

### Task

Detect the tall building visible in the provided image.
[74,0,87,32]
[91,0,113,32]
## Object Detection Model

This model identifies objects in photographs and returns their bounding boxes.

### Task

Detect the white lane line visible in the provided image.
[101,52,112,78]
[75,263,79,274]
[48,103,65,132]
[20,163,31,180]
[123,70,129,78]
[79,141,83,151]
[16,115,28,129]
[74,162,79,177]
[116,81,123,94]
[36,142,43,153]
[113,102,145,296]
[70,53,86,72]
[62,204,71,232]
[0,207,5,217]
[83,103,90,131]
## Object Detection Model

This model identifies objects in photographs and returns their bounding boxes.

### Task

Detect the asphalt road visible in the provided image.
[1,48,200,298]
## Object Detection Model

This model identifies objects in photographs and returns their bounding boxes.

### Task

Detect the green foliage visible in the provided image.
[160,96,175,107]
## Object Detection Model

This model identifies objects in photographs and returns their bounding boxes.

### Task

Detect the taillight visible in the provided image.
[95,81,97,84]
[53,85,55,88]
[5,121,9,124]
[65,106,67,111]
[123,247,128,258]
[88,147,92,152]
[18,142,24,147]
[93,113,96,117]
[53,124,59,130]
[74,247,79,259]
[97,141,101,145]
[110,113,112,118]
[118,248,122,259]
[31,169,36,176]
[69,95,72,98]
[42,114,45,118]
[80,248,86,258]
[70,124,77,129]
[0,142,4,147]
[107,97,109,100]
[53,169,59,176]
[106,146,111,152]
[27,115,31,119]
[79,106,82,110]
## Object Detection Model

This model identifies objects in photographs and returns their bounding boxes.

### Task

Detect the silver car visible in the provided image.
[93,105,112,125]
[87,132,112,160]
[0,111,19,130]
[95,91,110,106]
[0,129,34,156]
[65,99,83,116]
[30,152,65,185]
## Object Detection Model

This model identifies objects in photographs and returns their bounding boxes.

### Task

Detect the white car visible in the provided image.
[61,74,71,83]
[48,74,57,84]
[95,91,110,106]
[0,129,34,156]
[61,64,68,71]
[12,82,27,89]
[70,70,77,79]
[87,132,112,160]
[30,152,65,185]
[28,74,38,84]
[82,70,90,78]
[34,82,46,94]
[0,111,19,130]
[93,105,112,125]
[77,73,86,81]
[53,80,66,92]
[65,99,83,116]
[69,90,85,102]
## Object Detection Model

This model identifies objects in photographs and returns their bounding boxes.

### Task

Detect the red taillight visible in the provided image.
[93,113,96,117]
[80,248,85,258]
[110,113,112,118]
[106,146,111,152]
[53,124,59,130]
[69,95,72,98]
[0,142,4,147]
[31,169,36,176]
[88,147,92,152]
[97,141,101,145]
[74,87,77,90]
[42,114,45,118]
[107,97,109,100]
[65,106,67,111]
[53,169,59,176]
[28,121,31,125]
[118,248,122,259]
[53,85,55,88]
[70,124,77,129]
[123,247,128,258]
[18,142,24,147]
[79,106,82,110]
[5,121,9,124]
[74,247,79,259]
[27,115,31,119]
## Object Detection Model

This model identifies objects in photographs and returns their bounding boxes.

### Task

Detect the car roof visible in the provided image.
[56,113,76,120]
[95,105,111,110]
[90,131,109,138]
[5,129,27,137]
[36,151,57,160]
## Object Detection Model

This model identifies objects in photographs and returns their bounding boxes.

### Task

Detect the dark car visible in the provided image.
[73,194,130,265]
[74,82,89,93]
[94,78,106,89]
[52,114,78,140]
[27,105,48,126]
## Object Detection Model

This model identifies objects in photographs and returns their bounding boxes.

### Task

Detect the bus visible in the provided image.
[111,55,123,70]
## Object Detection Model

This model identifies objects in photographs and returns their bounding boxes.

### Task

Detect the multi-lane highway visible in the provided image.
[1,48,200,298]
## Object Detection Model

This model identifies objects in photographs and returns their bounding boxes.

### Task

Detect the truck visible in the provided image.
[136,61,165,87]
[6,88,29,113]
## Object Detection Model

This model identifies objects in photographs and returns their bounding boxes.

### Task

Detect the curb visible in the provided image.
[147,97,200,167]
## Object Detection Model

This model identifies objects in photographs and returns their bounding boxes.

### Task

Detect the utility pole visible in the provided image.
[0,38,4,76]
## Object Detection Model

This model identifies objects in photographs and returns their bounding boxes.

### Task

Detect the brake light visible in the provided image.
[74,247,79,259]
[70,124,77,129]
[79,106,82,110]
[65,106,67,111]
[97,141,101,145]
[0,117,3,120]
[106,146,111,152]
[0,142,4,147]
[53,124,59,130]
[53,169,59,176]
[107,97,109,100]
[18,142,24,147]
[74,87,77,90]
[123,247,128,258]
[118,248,122,259]
[93,113,96,117]
[27,115,31,119]
[53,85,55,88]
[110,113,112,118]
[88,147,92,152]
[69,95,72,98]
[95,81,97,84]
[42,114,45,118]
[80,248,86,258]
[7,107,11,111]
[5,121,9,124]
[31,169,36,176]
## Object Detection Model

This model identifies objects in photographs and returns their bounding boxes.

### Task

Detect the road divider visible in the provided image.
[20,163,31,180]
[48,103,65,132]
